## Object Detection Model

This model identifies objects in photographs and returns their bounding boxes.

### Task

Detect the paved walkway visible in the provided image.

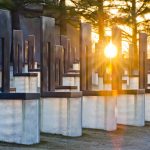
[0,123,150,150]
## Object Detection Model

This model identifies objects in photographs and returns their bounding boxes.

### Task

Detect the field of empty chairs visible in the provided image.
[0,8,150,150]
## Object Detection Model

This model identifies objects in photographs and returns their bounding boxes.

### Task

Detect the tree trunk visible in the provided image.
[131,0,138,69]
[59,0,67,35]
[98,0,105,46]
[97,0,105,76]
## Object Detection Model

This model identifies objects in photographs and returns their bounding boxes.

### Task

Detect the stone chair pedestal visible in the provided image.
[117,90,145,126]
[40,92,82,137]
[14,73,38,93]
[82,90,117,131]
[0,93,40,145]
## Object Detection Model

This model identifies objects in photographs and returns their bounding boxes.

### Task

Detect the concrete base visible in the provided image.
[93,77,112,91]
[14,76,38,93]
[97,77,128,90]
[117,93,145,126]
[0,99,39,144]
[82,96,117,131]
[73,63,80,70]
[148,74,150,84]
[122,76,129,85]
[122,76,128,90]
[23,64,41,89]
[92,72,98,86]
[0,72,1,87]
[92,73,99,90]
[23,65,28,73]
[129,77,139,89]
[63,77,74,86]
[55,89,76,92]
[98,77,104,90]
[145,93,150,121]
[122,83,127,90]
[41,97,82,137]
[104,84,112,90]
[37,72,40,88]
[29,72,40,89]
[10,70,14,88]
[62,77,80,90]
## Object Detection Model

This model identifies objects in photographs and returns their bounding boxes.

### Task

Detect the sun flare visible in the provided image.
[104,43,118,58]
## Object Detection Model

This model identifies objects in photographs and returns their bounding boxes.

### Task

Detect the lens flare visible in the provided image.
[104,43,117,58]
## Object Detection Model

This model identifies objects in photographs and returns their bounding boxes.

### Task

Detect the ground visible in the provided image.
[0,123,150,150]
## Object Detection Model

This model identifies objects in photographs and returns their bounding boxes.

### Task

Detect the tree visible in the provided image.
[109,0,150,67]
[0,0,68,31]
[70,0,111,44]
[69,0,149,69]
[0,0,45,10]
[43,0,68,35]
[0,0,45,29]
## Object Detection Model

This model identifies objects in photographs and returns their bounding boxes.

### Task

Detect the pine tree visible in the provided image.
[110,0,150,67]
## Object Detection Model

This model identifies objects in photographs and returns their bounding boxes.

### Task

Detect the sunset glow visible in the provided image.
[104,43,118,58]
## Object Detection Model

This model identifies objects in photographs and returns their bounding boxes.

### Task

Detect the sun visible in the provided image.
[104,42,118,58]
